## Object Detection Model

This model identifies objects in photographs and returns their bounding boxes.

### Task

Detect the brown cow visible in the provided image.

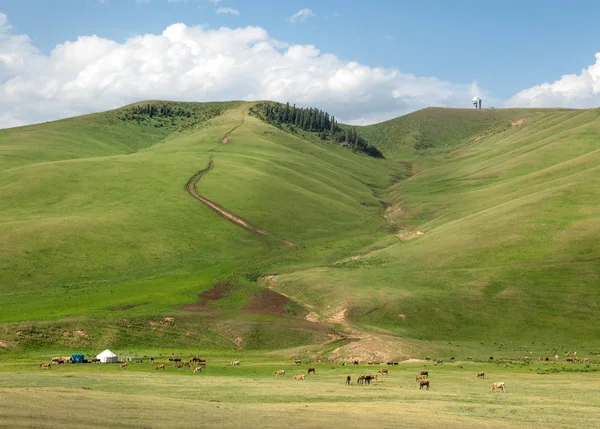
[419,380,430,390]
[420,371,428,377]
[120,363,128,368]
[416,374,427,382]
[193,366,202,373]
[294,360,302,365]
[155,364,165,370]
[357,375,366,385]
[173,363,183,369]
[346,375,351,385]
[436,360,443,365]
[293,375,306,381]
[307,367,316,375]
[491,382,506,392]
[40,363,51,369]
[274,370,286,377]
[476,372,485,379]
[378,368,389,376]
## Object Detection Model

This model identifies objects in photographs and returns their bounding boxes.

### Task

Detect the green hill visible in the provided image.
[1,102,599,358]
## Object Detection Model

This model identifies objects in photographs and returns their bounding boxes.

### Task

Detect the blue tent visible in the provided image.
[71,353,85,363]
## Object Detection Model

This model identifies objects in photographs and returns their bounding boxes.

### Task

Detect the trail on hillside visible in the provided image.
[186,160,296,247]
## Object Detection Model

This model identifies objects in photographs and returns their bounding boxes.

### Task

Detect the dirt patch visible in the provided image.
[397,314,406,319]
[473,136,481,141]
[328,309,347,325]
[396,229,425,240]
[244,289,290,316]
[179,284,240,312]
[0,341,9,348]
[304,312,320,323]
[511,118,526,127]
[400,358,428,364]
[107,303,149,311]
[221,137,228,144]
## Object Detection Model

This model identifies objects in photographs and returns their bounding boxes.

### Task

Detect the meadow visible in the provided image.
[1,356,599,428]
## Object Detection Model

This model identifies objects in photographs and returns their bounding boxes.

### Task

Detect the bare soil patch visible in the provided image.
[0,340,9,348]
[179,284,240,312]
[511,118,526,127]
[244,289,290,316]
[304,312,320,323]
[62,330,89,338]
[221,137,228,144]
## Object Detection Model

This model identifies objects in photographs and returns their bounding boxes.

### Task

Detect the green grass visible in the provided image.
[1,102,600,356]
[1,358,599,428]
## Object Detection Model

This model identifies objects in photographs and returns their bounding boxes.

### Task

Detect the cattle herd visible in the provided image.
[38,353,596,393]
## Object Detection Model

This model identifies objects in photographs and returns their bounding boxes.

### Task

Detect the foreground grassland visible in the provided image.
[1,358,599,428]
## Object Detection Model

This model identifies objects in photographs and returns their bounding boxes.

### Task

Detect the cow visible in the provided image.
[420,371,428,377]
[293,375,306,381]
[466,357,473,361]
[274,370,286,377]
[294,360,302,365]
[419,380,430,390]
[173,363,183,369]
[231,361,240,366]
[357,375,365,385]
[353,360,359,365]
[378,368,388,376]
[346,375,351,385]
[450,357,455,361]
[491,382,506,392]
[489,356,494,360]
[149,357,154,363]
[193,367,202,373]
[198,360,207,366]
[120,363,128,368]
[40,363,51,369]
[365,375,376,384]
[425,357,431,361]
[307,367,316,375]
[436,360,443,365]
[155,364,165,370]
[476,372,485,378]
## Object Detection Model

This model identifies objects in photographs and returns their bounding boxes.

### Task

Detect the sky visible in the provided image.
[1,0,600,129]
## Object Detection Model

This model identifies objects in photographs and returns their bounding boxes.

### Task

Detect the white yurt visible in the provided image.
[96,349,118,363]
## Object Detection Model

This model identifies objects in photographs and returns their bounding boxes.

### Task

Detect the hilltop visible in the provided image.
[1,102,599,359]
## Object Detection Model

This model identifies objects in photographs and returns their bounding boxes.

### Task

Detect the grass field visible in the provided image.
[1,101,600,358]
[1,357,599,428]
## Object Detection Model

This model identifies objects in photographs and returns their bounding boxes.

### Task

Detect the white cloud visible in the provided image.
[287,8,316,24]
[507,54,600,108]
[0,13,485,129]
[216,7,239,15]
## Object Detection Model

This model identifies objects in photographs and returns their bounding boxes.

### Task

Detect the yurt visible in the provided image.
[96,349,118,363]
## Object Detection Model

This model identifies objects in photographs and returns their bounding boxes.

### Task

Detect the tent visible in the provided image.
[71,353,85,363]
[96,349,118,363]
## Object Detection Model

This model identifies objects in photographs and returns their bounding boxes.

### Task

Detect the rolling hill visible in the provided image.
[1,102,599,359]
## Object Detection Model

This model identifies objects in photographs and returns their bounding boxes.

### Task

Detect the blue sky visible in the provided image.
[1,0,600,127]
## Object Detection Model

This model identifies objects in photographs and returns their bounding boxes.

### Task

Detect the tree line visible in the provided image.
[249,102,384,158]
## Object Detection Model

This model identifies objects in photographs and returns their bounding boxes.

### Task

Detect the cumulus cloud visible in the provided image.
[0,13,482,129]
[287,8,316,24]
[507,54,600,108]
[216,7,239,15]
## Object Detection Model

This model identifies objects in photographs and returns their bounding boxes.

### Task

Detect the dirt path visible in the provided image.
[186,159,295,247]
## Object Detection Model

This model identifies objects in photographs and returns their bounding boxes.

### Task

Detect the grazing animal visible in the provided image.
[294,360,302,365]
[425,357,431,361]
[489,356,494,360]
[120,363,128,368]
[466,357,473,361]
[450,357,455,361]
[353,360,359,365]
[198,359,207,366]
[393,362,399,366]
[274,370,286,377]
[416,374,427,382]
[307,367,316,375]
[150,357,154,363]
[420,371,428,377]
[378,368,388,376]
[346,375,351,385]
[436,360,443,365]
[193,367,202,373]
[491,382,506,392]
[293,375,306,381]
[231,361,240,366]
[40,363,51,369]
[419,380,430,390]
[477,372,485,378]
[155,364,165,370]
[357,375,365,385]
[368,374,378,383]
[173,363,183,369]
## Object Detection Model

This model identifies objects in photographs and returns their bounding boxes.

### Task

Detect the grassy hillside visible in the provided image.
[273,107,600,349]
[1,102,599,356]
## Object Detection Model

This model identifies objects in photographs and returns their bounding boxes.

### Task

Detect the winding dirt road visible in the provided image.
[186,159,296,247]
